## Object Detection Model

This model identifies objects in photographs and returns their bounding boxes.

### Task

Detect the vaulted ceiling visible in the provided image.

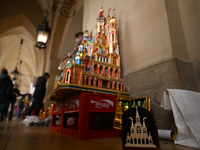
[0,0,83,93]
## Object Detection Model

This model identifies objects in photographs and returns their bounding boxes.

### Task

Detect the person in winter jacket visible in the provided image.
[0,69,13,121]
[8,88,20,120]
[25,72,50,116]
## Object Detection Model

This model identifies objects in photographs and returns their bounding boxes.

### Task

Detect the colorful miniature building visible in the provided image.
[54,6,125,92]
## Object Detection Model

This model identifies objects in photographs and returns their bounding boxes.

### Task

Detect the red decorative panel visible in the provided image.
[64,96,80,112]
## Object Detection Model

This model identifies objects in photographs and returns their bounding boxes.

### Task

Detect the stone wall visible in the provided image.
[123,57,200,130]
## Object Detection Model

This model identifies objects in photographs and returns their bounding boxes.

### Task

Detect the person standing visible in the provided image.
[0,69,13,121]
[8,88,20,120]
[25,73,50,116]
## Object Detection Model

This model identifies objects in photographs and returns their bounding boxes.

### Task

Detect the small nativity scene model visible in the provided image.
[54,6,126,93]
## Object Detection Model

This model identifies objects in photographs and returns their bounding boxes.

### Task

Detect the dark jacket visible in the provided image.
[33,76,46,101]
[0,73,13,111]
[9,88,20,103]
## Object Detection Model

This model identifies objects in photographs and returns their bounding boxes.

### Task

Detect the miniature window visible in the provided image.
[94,64,97,73]
[90,47,92,55]
[143,129,146,134]
[115,69,118,77]
[103,58,105,62]
[112,34,114,42]
[110,68,113,77]
[100,26,102,31]
[136,117,140,123]
[113,82,116,89]
[96,79,98,87]
[142,139,145,144]
[113,57,116,65]
[99,66,103,74]
[134,138,137,144]
[137,126,141,134]
[85,77,88,85]
[98,57,99,61]
[138,139,141,144]
[105,67,108,74]
[66,70,70,83]
[131,129,134,133]
[91,78,93,86]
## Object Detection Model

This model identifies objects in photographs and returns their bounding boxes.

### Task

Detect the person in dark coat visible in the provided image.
[25,72,50,116]
[8,88,20,120]
[0,69,13,121]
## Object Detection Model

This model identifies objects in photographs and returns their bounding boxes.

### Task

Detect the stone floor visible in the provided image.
[0,119,198,150]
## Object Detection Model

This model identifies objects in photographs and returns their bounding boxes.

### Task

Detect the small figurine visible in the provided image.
[118,101,123,112]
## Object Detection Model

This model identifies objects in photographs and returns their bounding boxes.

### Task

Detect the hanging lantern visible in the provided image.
[12,67,19,80]
[36,15,51,49]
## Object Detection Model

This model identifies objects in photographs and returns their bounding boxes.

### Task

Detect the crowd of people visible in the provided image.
[0,32,83,122]
[0,68,50,122]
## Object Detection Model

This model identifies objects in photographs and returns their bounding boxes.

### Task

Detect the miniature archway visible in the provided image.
[105,66,108,74]
[85,77,88,85]
[115,69,118,77]
[66,70,71,83]
[113,57,117,65]
[110,68,113,77]
[91,78,94,86]
[94,64,98,73]
[99,65,103,74]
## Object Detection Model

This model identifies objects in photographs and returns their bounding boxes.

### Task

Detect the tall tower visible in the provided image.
[96,6,106,33]
[109,15,117,53]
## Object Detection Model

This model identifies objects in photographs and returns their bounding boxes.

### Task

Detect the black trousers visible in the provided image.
[26,98,44,116]
[0,111,7,121]
[8,101,15,120]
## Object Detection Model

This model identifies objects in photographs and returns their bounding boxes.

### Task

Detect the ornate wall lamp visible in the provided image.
[36,0,76,49]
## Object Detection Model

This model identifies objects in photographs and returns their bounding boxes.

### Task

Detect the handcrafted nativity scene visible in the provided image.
[54,6,125,92]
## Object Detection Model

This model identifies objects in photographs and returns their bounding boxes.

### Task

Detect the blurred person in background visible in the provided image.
[25,73,50,116]
[0,69,13,121]
[8,88,20,120]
